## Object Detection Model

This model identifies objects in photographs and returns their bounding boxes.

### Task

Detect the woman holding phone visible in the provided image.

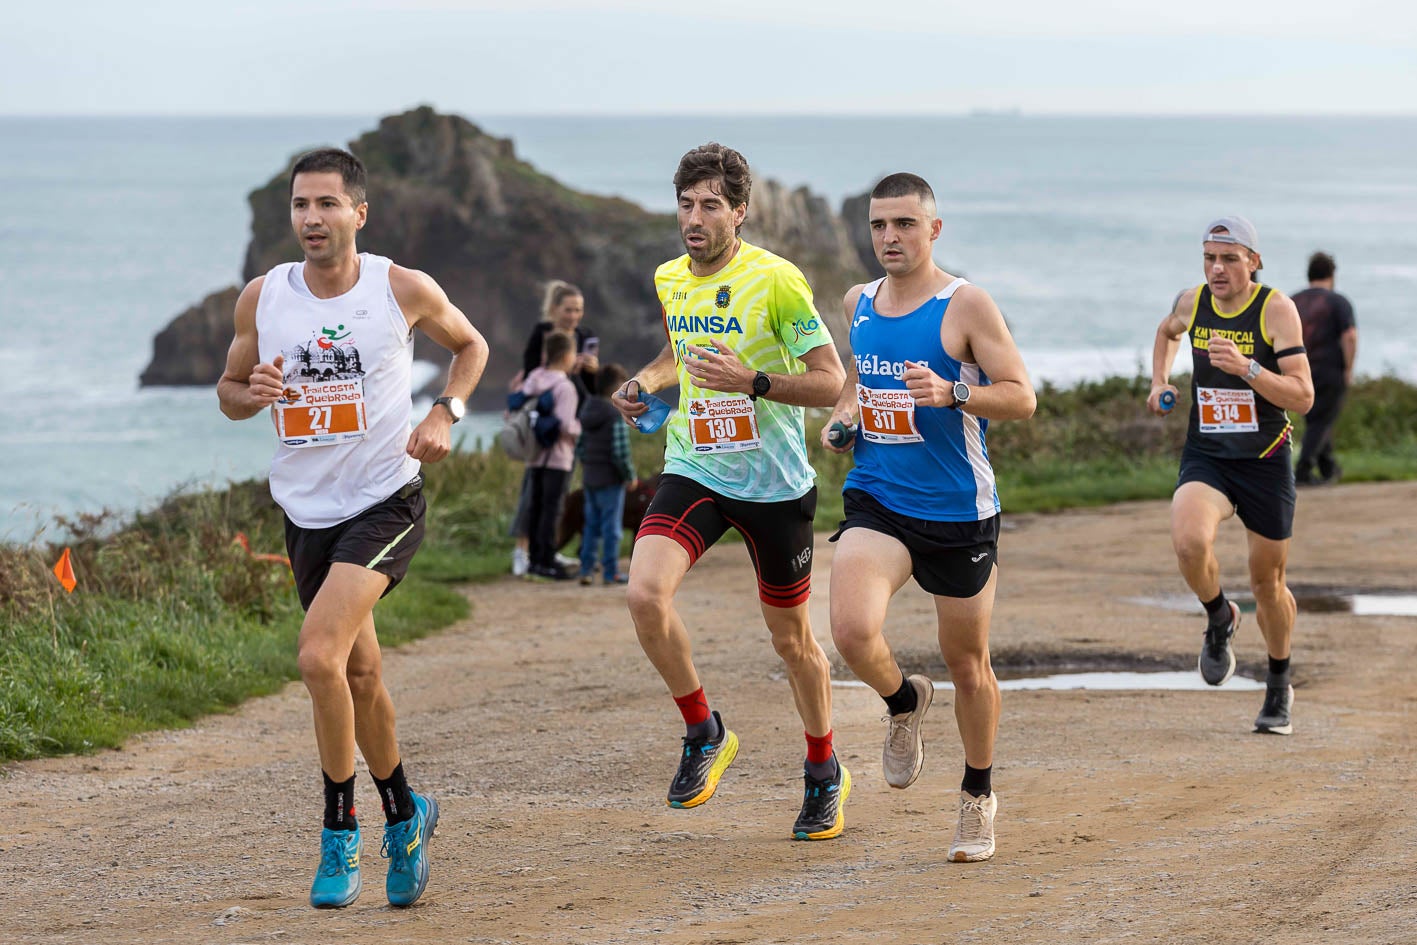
[518,281,598,406]
[508,280,599,576]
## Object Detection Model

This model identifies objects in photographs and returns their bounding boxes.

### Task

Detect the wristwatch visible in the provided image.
[433,396,465,422]
[1244,360,1263,382]
[948,381,971,410]
[750,371,772,401]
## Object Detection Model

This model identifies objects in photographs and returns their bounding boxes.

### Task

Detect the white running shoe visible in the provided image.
[949,791,997,863]
[511,547,530,577]
[882,674,934,789]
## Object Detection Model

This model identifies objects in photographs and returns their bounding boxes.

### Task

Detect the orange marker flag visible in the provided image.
[52,547,77,594]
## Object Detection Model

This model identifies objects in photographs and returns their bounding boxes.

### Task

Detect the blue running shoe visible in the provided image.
[310,826,361,909]
[382,792,439,907]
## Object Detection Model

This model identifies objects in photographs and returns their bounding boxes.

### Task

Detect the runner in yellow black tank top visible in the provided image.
[612,143,851,840]
[1149,216,1313,737]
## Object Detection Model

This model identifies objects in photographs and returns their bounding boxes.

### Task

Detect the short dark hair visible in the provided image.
[673,143,752,212]
[289,148,367,207]
[1308,251,1336,282]
[871,172,937,212]
[597,362,628,396]
[543,329,575,365]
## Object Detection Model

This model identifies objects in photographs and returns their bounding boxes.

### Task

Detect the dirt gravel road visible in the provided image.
[3,482,1415,945]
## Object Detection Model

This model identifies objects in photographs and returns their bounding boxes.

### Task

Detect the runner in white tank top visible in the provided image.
[217,148,488,910]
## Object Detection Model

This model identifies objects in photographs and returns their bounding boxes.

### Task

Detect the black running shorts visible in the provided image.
[636,473,817,608]
[1176,448,1295,541]
[283,476,426,610]
[830,488,999,599]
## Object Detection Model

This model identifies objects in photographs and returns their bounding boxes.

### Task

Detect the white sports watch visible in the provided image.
[433,396,466,422]
[1244,360,1263,382]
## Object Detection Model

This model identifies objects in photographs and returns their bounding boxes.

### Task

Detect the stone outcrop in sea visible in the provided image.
[142,106,868,406]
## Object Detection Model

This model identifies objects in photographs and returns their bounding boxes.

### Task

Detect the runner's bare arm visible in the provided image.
[1341,325,1357,386]
[216,277,282,421]
[1149,288,1196,414]
[1206,292,1314,414]
[613,343,678,421]
[682,337,845,408]
[903,286,1034,420]
[820,285,864,451]
[390,265,489,462]
[953,286,1034,420]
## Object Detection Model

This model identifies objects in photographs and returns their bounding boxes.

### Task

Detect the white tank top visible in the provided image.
[255,253,419,528]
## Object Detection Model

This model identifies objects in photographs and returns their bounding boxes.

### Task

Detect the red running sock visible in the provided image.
[805,729,834,765]
[673,687,711,727]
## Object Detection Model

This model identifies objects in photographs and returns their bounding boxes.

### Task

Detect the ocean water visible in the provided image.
[2,115,1414,539]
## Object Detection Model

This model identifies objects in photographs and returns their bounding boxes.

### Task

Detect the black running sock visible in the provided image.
[1268,656,1291,685]
[961,764,992,798]
[322,771,358,831]
[805,753,840,782]
[1202,590,1231,627]
[883,672,919,716]
[687,712,720,743]
[372,762,416,825]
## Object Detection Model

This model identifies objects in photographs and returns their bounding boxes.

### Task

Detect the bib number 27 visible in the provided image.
[308,406,332,434]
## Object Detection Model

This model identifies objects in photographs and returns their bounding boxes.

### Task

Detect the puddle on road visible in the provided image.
[1126,586,1417,617]
[832,672,1264,693]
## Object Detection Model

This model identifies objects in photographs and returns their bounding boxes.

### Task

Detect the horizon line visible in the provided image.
[3,109,1416,120]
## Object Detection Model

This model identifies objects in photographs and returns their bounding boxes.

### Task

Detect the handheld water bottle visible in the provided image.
[827,420,856,448]
[1158,390,1176,413]
[630,392,672,434]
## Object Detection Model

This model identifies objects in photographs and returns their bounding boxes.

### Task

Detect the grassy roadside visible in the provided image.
[2,375,1413,762]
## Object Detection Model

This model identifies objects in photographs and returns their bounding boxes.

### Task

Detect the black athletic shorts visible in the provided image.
[1176,448,1295,541]
[283,476,426,610]
[830,488,1000,599]
[636,473,817,608]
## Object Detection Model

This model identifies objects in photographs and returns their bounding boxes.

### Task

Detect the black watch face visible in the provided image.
[753,373,771,396]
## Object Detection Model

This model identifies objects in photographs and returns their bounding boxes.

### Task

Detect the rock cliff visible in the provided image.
[139,286,241,387]
[142,107,867,407]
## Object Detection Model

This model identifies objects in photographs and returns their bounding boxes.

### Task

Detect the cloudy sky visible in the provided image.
[5,0,1414,115]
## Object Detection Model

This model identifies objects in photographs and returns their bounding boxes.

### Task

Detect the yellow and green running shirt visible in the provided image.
[654,240,832,501]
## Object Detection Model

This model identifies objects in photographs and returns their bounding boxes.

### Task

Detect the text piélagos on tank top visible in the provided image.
[855,352,932,380]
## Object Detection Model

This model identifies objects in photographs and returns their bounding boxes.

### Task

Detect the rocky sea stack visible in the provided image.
[142,106,868,406]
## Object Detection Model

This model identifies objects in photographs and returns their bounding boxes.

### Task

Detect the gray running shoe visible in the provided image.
[949,791,998,863]
[883,674,934,789]
[1198,601,1239,686]
[1253,684,1294,735]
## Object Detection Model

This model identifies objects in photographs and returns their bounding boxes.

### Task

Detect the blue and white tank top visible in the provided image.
[843,277,999,522]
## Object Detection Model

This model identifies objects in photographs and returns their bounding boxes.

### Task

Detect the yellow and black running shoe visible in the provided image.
[667,711,739,808]
[792,762,851,840]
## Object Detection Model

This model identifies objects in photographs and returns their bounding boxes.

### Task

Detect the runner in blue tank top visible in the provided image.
[820,173,1035,863]
[1148,217,1313,736]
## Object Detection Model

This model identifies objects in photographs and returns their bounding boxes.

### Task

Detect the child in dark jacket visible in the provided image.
[575,364,638,585]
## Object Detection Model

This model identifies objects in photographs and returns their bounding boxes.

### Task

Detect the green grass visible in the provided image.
[3,375,1414,762]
